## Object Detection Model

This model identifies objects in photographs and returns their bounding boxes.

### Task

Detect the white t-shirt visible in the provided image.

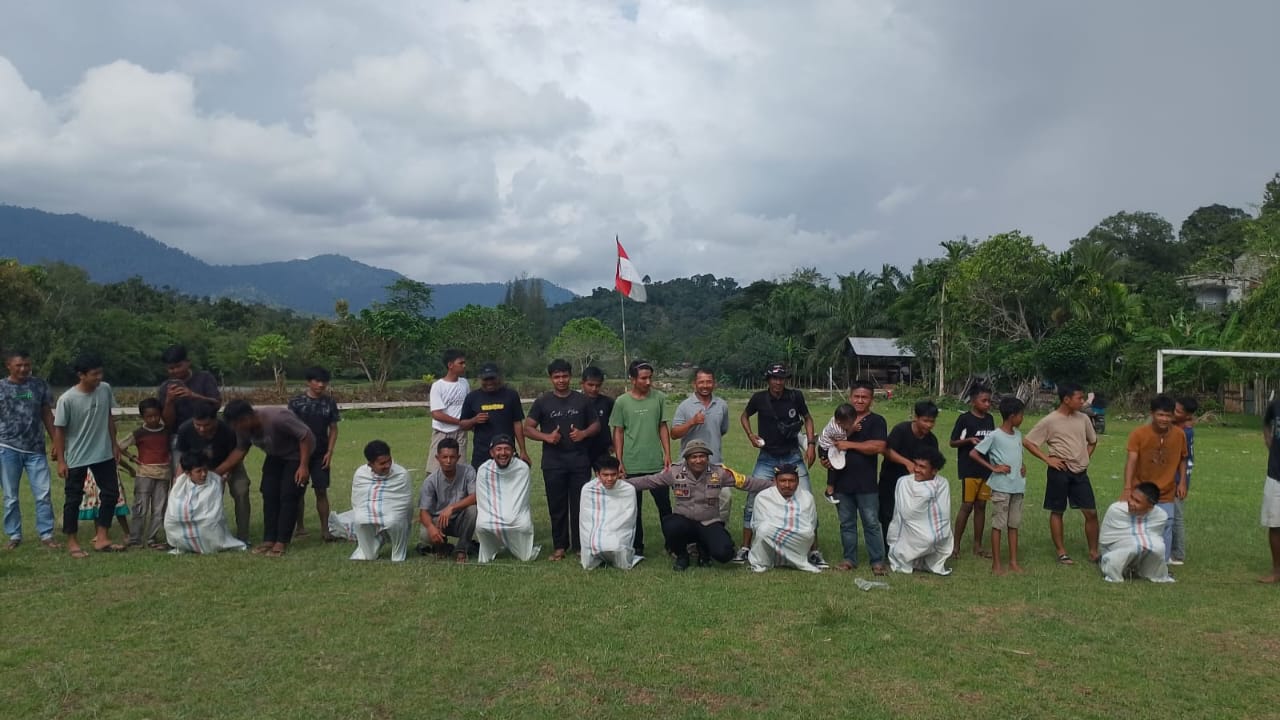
[429,377,470,432]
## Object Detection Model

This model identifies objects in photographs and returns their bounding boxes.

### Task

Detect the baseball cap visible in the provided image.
[479,363,501,379]
[764,363,791,378]
[489,434,514,450]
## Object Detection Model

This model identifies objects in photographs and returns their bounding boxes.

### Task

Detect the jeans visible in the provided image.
[0,447,56,541]
[743,450,810,530]
[835,492,884,565]
[1157,501,1176,562]
[1169,497,1186,561]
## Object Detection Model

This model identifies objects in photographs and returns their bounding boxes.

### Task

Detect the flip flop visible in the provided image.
[251,544,274,555]
[93,543,127,553]
[265,548,286,558]
[872,564,889,576]
[41,539,63,549]
[148,542,170,551]
[3,539,19,550]
[69,548,89,559]
[1056,553,1074,565]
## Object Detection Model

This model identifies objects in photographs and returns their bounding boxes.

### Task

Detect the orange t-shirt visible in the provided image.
[1126,424,1187,503]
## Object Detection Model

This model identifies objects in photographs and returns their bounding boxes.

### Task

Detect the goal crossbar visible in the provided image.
[1156,348,1280,392]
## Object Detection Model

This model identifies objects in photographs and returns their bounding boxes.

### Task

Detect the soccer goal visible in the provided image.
[1156,349,1280,396]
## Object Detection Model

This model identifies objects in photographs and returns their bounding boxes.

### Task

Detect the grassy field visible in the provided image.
[2,398,1278,719]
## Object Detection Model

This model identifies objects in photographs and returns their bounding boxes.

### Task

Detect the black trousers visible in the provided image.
[64,458,119,534]
[878,477,896,546]
[661,515,734,563]
[543,465,590,551]
[626,475,672,553]
[261,456,307,544]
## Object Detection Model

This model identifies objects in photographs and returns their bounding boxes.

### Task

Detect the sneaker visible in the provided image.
[673,554,690,572]
[808,551,830,570]
[697,554,712,568]
[731,546,749,564]
[1168,559,1184,566]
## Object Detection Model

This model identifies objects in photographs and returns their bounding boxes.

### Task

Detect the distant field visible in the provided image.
[1,398,1276,719]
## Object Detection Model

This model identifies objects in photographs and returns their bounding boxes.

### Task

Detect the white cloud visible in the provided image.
[0,0,1276,295]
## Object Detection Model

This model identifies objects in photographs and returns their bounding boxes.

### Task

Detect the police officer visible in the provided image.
[625,440,774,570]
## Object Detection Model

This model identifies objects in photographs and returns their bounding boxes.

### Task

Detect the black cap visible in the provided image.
[479,363,500,379]
[489,434,515,450]
[764,363,790,378]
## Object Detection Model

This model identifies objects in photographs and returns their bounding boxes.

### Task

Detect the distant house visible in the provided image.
[1178,254,1267,310]
[846,337,915,386]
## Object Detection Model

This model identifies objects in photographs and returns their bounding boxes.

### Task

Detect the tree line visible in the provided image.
[3,173,1278,400]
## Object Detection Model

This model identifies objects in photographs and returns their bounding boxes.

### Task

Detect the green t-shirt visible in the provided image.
[610,391,667,474]
[53,382,117,468]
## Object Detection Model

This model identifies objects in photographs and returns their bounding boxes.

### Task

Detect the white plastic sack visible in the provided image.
[1099,501,1172,582]
[347,463,414,562]
[475,458,540,563]
[886,474,952,575]
[164,472,247,554]
[748,486,820,573]
[579,478,642,570]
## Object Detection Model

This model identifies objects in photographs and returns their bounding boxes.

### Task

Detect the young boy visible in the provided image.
[348,440,414,563]
[54,354,127,557]
[886,447,953,576]
[950,386,995,560]
[288,366,341,541]
[118,398,172,549]
[879,400,940,544]
[1123,394,1187,564]
[1098,482,1174,583]
[971,397,1027,574]
[164,453,247,554]
[1169,397,1197,565]
[578,457,642,570]
[428,349,471,474]
[748,464,820,574]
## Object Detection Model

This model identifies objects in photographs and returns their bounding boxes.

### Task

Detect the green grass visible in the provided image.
[2,399,1278,719]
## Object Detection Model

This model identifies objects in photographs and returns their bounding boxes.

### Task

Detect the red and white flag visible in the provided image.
[615,237,647,302]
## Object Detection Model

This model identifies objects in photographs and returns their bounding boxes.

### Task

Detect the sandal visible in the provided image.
[1056,553,1074,566]
[41,539,63,549]
[265,549,286,557]
[3,539,19,550]
[872,564,888,576]
[93,543,127,553]
[549,549,567,561]
[69,548,89,559]
[251,544,274,555]
[836,560,856,572]
[148,542,170,551]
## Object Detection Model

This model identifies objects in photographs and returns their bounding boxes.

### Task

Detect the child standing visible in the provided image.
[119,398,172,549]
[950,386,995,560]
[1169,397,1197,565]
[971,397,1027,574]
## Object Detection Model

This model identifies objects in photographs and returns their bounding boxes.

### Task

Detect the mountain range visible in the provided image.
[0,205,575,316]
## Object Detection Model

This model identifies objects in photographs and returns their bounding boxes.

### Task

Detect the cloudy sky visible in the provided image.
[0,1,1276,294]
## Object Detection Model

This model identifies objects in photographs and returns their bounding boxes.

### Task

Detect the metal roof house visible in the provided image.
[846,337,915,386]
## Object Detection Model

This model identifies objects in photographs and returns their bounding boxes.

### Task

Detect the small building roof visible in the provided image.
[848,337,914,358]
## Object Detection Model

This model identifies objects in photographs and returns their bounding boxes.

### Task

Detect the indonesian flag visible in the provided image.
[615,237,647,302]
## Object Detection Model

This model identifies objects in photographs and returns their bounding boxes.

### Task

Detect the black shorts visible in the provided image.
[307,453,331,492]
[1044,468,1095,513]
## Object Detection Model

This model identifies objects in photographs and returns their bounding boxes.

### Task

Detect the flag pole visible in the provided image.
[620,291,628,368]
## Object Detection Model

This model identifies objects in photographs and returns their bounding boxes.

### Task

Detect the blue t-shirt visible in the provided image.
[974,427,1024,494]
[0,377,53,453]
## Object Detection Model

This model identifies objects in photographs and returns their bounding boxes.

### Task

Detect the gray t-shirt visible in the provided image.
[672,394,731,464]
[975,427,1025,494]
[239,407,314,461]
[418,464,477,516]
[53,383,117,468]
[0,377,53,453]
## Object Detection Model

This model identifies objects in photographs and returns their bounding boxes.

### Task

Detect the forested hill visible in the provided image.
[0,205,574,316]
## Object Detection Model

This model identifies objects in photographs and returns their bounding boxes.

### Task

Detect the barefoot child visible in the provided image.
[950,386,995,560]
[971,397,1026,574]
[119,398,172,549]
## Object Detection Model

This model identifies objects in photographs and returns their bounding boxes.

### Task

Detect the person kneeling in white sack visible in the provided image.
[887,447,954,575]
[749,463,820,573]
[1099,481,1174,583]
[347,440,414,562]
[476,435,541,563]
[165,453,248,554]
[580,457,642,570]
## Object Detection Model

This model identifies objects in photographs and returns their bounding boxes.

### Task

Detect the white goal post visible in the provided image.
[1156,348,1280,393]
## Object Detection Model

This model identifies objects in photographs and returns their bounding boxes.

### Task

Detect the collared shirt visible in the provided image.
[672,393,731,464]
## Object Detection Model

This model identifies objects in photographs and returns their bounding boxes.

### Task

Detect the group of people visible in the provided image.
[3,343,1279,584]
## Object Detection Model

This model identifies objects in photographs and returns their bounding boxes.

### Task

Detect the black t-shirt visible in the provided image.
[745,389,810,457]
[461,386,525,467]
[951,411,996,479]
[175,418,241,470]
[287,393,341,452]
[831,411,887,495]
[880,421,939,488]
[527,391,594,470]
[586,393,614,463]
[1265,400,1280,480]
